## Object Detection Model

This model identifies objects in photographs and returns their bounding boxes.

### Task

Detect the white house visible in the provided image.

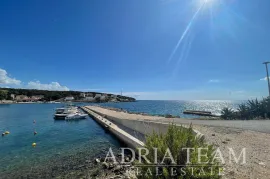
[111,94,117,98]
[85,93,94,97]
[95,94,102,98]
[15,95,29,101]
[10,94,15,100]
[80,93,86,98]
[84,97,95,101]
[100,95,107,101]
[65,96,74,101]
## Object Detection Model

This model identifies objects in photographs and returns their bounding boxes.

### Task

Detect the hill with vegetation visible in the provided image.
[0,87,136,103]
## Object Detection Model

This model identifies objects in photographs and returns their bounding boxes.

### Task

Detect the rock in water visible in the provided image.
[95,158,101,163]
[113,165,122,172]
[124,157,130,162]
[108,163,114,169]
[102,162,109,169]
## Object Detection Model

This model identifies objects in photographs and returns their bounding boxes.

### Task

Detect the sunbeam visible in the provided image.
[172,32,195,77]
[168,1,205,63]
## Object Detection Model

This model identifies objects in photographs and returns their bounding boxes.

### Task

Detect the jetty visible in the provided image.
[80,106,203,150]
[183,110,219,117]
[82,105,270,133]
[81,106,144,149]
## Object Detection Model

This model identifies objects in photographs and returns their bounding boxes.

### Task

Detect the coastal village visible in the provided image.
[0,88,135,104]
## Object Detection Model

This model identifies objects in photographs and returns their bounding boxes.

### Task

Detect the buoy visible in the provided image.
[4,131,10,135]
[32,143,37,147]
[34,131,37,135]
[33,120,36,124]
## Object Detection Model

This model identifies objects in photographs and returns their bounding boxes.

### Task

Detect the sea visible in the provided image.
[0,100,241,178]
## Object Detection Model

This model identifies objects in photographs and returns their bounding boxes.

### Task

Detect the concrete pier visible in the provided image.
[81,106,144,149]
[84,106,270,134]
[82,106,204,145]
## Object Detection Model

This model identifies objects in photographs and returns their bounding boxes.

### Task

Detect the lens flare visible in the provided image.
[168,2,205,63]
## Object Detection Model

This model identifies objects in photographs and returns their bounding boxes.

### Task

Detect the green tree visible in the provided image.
[0,90,8,100]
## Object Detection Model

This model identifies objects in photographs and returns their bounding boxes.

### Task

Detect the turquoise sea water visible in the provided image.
[0,100,241,178]
[96,100,241,118]
[0,103,121,178]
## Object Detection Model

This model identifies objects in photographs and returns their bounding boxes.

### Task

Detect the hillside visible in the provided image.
[0,88,136,103]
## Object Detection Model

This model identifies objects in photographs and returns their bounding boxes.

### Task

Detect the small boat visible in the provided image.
[55,108,66,114]
[54,106,78,119]
[65,113,88,120]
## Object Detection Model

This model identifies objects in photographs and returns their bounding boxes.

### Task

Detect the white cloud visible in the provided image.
[27,81,69,91]
[208,79,220,83]
[0,68,21,85]
[260,77,270,81]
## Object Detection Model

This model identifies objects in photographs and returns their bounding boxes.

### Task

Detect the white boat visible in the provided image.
[65,113,88,120]
[54,107,78,119]
[55,108,66,114]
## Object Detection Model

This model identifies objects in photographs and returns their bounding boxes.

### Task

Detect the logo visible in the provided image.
[104,147,246,177]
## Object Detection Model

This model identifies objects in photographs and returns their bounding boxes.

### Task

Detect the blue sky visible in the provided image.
[0,0,269,100]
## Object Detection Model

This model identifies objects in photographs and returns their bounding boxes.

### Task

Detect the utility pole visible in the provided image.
[263,62,270,96]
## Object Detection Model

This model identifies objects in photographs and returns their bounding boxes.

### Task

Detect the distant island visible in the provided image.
[0,88,136,103]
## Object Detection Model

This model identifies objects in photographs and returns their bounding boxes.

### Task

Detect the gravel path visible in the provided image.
[193,125,270,179]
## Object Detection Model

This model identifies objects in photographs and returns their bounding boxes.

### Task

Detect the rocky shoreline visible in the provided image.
[0,146,136,179]
[89,154,137,179]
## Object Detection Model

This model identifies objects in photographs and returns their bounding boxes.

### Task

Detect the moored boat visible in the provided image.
[54,106,78,119]
[65,113,88,120]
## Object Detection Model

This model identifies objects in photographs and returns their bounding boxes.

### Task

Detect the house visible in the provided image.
[111,94,117,98]
[84,97,95,101]
[31,95,44,101]
[85,93,94,97]
[65,96,74,101]
[100,94,108,101]
[80,93,86,98]
[10,94,15,100]
[94,94,102,98]
[15,95,29,102]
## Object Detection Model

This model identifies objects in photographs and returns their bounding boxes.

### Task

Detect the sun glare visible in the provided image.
[201,0,217,6]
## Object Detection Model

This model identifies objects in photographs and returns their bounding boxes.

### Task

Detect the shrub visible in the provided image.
[137,124,221,179]
[220,107,235,120]
[260,97,270,118]
[237,104,250,120]
[221,97,270,120]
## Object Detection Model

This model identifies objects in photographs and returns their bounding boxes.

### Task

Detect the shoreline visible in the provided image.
[0,100,136,104]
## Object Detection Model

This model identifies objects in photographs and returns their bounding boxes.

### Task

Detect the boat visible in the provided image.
[54,106,78,119]
[65,113,88,120]
[55,108,66,114]
[183,110,219,117]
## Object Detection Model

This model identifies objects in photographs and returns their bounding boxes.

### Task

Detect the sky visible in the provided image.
[0,0,270,100]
